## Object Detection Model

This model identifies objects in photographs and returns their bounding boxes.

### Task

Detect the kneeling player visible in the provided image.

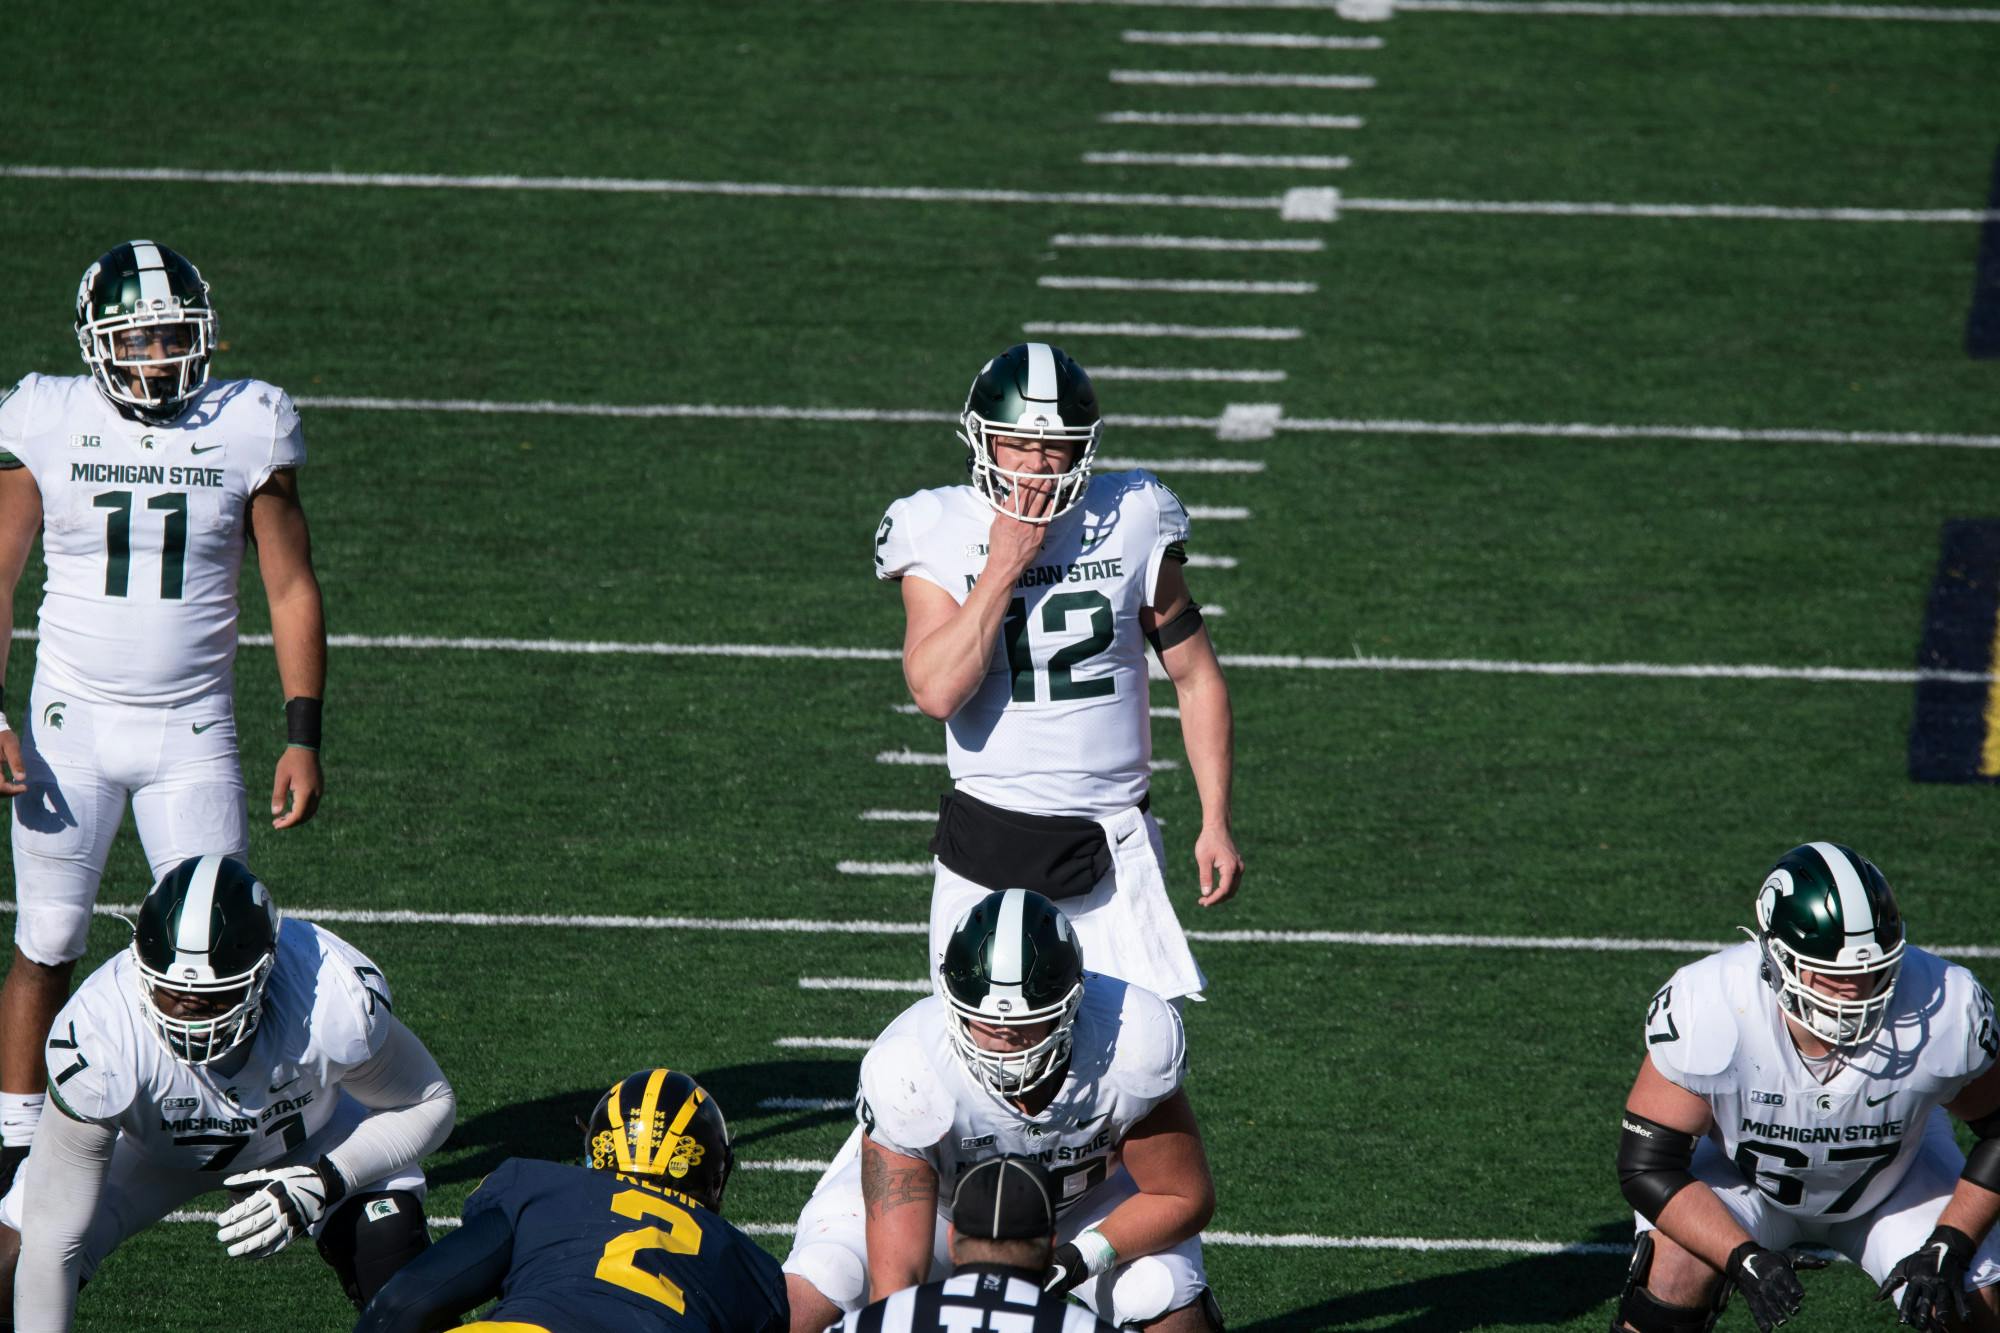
[1614,843,2000,1333]
[784,889,1220,1333]
[0,855,455,1331]
[353,1067,787,1333]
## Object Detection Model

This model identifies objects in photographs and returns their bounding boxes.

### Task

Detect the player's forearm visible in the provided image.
[1090,1183,1214,1261]
[265,577,326,702]
[1652,1183,1753,1274]
[1935,1178,2000,1243]
[1171,656,1234,833]
[903,577,1013,719]
[325,1018,455,1190]
[14,1110,115,1332]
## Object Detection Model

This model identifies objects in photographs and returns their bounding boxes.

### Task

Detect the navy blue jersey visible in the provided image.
[470,1158,788,1333]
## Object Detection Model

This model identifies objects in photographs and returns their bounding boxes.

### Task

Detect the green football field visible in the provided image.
[4,0,2000,1328]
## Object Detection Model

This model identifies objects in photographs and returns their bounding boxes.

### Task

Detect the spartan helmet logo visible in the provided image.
[181,967,198,980]
[996,999,1013,1013]
[1756,869,1794,929]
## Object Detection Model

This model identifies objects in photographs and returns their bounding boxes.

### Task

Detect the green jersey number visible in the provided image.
[93,490,188,599]
[1003,590,1117,704]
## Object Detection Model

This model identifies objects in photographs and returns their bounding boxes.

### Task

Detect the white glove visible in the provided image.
[217,1159,346,1258]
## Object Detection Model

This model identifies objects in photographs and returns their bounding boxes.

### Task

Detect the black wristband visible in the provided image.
[1927,1225,1976,1263]
[314,1154,349,1207]
[285,697,322,751]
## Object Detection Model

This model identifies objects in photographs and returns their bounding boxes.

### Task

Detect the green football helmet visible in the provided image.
[956,343,1102,524]
[939,889,1085,1096]
[129,855,282,1065]
[1752,842,1905,1049]
[74,240,217,424]
[584,1068,735,1212]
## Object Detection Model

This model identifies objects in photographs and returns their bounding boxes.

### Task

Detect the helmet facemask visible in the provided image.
[129,854,282,1066]
[1751,843,1906,1052]
[938,888,1086,1097]
[1759,933,1903,1050]
[75,241,217,425]
[940,975,1084,1097]
[957,343,1103,526]
[131,949,275,1065]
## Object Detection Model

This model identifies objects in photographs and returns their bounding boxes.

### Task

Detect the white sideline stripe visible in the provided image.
[1153,706,1183,718]
[57,903,2000,957]
[800,977,932,992]
[742,1159,833,1172]
[14,165,1989,226]
[1397,0,2000,16]
[154,1209,1640,1253]
[1339,195,1998,223]
[1053,232,1326,252]
[758,1097,853,1111]
[1083,150,1352,170]
[1099,112,1364,130]
[1097,455,1269,471]
[286,395,2000,449]
[1187,505,1252,519]
[1112,69,1377,88]
[775,1036,874,1050]
[859,809,937,821]
[1038,275,1318,294]
[1023,320,1303,340]
[0,164,1286,214]
[18,629,1980,684]
[1122,27,1387,44]
[1185,553,1239,569]
[835,860,932,876]
[1090,367,1291,382]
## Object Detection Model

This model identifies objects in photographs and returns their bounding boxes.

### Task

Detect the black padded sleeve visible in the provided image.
[1617,1112,1699,1222]
[350,1207,515,1333]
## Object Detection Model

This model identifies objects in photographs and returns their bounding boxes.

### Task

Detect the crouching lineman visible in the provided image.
[785,889,1221,1333]
[353,1067,788,1333]
[1614,842,2000,1333]
[0,855,455,1331]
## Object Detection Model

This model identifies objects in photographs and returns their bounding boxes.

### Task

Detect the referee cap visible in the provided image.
[951,1155,1057,1240]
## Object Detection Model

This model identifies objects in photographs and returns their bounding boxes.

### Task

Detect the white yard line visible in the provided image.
[280,394,2000,450]
[1122,28,1387,45]
[758,1097,854,1111]
[1099,112,1364,130]
[875,749,1184,770]
[1090,367,1291,382]
[1096,455,1270,470]
[859,809,937,821]
[800,977,932,992]
[1022,320,1304,340]
[741,1159,834,1172]
[1054,232,1327,252]
[11,164,1992,224]
[1083,150,1352,171]
[16,630,1976,685]
[1038,275,1319,294]
[1111,69,1377,88]
[775,1036,875,1050]
[1186,506,1252,520]
[1184,553,1240,568]
[835,861,932,876]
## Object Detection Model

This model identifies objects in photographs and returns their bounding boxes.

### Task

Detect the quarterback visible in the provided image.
[783,889,1220,1333]
[0,855,455,1330]
[1615,843,2000,1333]
[0,240,328,1189]
[879,343,1241,1003]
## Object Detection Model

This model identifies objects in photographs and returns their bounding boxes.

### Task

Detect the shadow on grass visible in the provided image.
[429,1059,859,1187]
[1234,1221,1630,1332]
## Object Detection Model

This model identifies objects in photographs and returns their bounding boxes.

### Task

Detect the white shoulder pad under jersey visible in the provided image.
[279,922,396,1071]
[41,953,150,1125]
[1079,972,1188,1107]
[1642,944,1750,1094]
[874,486,965,591]
[856,998,959,1157]
[0,374,46,468]
[1907,949,2000,1089]
[1133,470,1191,606]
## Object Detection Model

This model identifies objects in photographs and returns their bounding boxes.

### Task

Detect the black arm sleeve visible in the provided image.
[1962,1107,2000,1193]
[1617,1112,1699,1222]
[351,1208,516,1333]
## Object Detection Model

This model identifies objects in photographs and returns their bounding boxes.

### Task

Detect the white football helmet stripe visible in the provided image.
[1809,840,1878,954]
[172,854,226,969]
[130,240,170,306]
[992,888,1026,983]
[1023,342,1058,411]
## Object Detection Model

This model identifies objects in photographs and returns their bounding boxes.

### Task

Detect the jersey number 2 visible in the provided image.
[1004,591,1115,703]
[596,1188,705,1313]
[93,490,187,599]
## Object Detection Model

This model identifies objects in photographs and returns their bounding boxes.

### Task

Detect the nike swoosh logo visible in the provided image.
[189,443,224,456]
[192,721,221,734]
[1077,1113,1109,1133]
[1865,1092,1894,1106]
[269,1076,299,1094]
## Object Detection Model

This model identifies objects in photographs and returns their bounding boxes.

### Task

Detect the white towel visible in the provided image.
[1088,805,1207,1002]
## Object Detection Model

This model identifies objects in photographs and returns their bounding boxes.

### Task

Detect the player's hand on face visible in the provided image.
[270,746,322,829]
[1194,826,1242,907]
[0,729,25,797]
[1875,1227,1974,1333]
[985,488,1051,574]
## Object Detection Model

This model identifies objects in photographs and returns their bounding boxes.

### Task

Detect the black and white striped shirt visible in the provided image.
[839,1264,1115,1333]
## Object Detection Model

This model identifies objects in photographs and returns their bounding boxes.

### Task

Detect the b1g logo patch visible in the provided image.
[1750,1090,1786,1106]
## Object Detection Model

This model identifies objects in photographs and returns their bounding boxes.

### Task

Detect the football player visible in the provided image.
[783,889,1220,1333]
[0,855,454,1331]
[353,1067,788,1333]
[1615,842,2000,1333]
[0,241,328,1191]
[877,343,1242,1004]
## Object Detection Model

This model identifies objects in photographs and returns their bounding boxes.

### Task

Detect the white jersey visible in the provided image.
[858,973,1186,1217]
[874,472,1189,817]
[1646,942,1999,1219]
[43,919,393,1172]
[0,372,306,706]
